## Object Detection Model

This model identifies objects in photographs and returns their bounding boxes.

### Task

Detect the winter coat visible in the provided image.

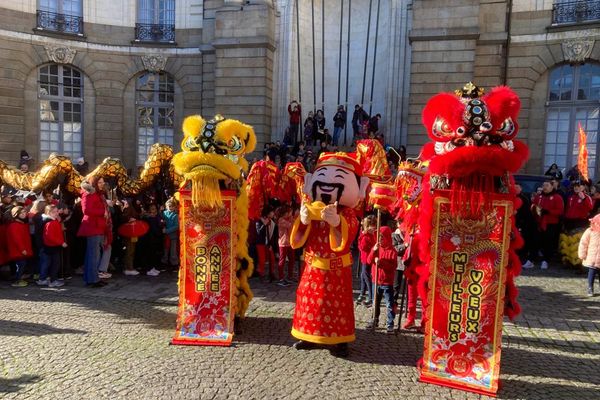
[358,230,376,264]
[77,182,108,237]
[162,210,179,236]
[565,193,593,221]
[6,220,33,261]
[43,217,65,247]
[288,104,301,125]
[367,226,397,286]
[532,191,564,231]
[277,215,293,247]
[256,218,278,252]
[578,227,600,269]
[333,110,346,128]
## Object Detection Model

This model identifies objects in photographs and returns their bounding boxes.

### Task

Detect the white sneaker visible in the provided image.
[522,260,534,269]
[124,269,140,276]
[147,268,160,277]
[48,280,64,288]
[36,278,49,286]
[98,272,112,279]
[540,261,549,270]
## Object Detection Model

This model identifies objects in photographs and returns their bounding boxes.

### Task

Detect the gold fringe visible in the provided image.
[191,176,223,209]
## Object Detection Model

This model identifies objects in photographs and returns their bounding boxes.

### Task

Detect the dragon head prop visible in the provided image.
[172,114,256,208]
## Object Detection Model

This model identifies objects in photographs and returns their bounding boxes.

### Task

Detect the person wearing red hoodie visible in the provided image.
[357,215,376,306]
[77,177,110,287]
[7,206,33,287]
[532,180,565,270]
[564,181,593,230]
[41,205,67,288]
[366,226,398,334]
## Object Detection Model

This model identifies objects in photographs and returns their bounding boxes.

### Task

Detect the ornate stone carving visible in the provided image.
[562,39,594,64]
[44,45,76,64]
[141,55,168,72]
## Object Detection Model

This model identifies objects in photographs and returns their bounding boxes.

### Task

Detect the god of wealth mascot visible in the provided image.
[290,152,369,357]
[171,114,256,345]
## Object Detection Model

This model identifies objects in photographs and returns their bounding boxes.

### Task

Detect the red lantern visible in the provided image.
[118,220,149,241]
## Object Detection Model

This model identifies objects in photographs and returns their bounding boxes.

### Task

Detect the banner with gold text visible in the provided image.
[172,189,235,346]
[420,191,513,396]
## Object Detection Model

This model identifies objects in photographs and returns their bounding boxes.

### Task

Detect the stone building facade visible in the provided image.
[1,1,599,179]
[0,0,276,168]
[408,0,600,179]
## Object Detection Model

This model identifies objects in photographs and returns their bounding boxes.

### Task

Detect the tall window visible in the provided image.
[37,0,83,35]
[135,0,176,42]
[545,63,600,180]
[39,64,83,160]
[136,72,175,165]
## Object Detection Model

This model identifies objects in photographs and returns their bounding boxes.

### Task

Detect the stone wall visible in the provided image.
[0,28,202,167]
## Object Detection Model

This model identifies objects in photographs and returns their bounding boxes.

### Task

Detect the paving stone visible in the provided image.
[0,263,598,399]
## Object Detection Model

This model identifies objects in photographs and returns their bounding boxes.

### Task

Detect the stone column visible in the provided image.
[213,2,276,151]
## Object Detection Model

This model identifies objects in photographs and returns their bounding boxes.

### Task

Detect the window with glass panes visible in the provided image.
[545,63,600,180]
[137,0,175,25]
[38,64,83,160]
[136,72,175,165]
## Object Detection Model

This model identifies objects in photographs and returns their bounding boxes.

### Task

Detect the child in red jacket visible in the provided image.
[7,206,33,287]
[357,215,376,306]
[40,205,67,288]
[366,226,398,333]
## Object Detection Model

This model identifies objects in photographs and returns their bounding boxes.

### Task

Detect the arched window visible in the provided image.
[136,72,175,165]
[38,64,83,160]
[545,63,600,180]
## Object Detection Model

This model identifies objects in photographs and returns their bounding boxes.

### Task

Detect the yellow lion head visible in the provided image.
[172,114,256,208]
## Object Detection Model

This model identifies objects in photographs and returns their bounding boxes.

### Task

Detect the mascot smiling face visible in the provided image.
[303,152,369,209]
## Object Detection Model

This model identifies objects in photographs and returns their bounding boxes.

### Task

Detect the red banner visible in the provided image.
[172,189,236,346]
[420,191,513,396]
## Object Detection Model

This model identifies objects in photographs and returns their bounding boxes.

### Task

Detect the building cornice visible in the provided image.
[0,28,202,56]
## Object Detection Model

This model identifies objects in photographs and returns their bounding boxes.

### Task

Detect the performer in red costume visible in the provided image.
[290,152,369,357]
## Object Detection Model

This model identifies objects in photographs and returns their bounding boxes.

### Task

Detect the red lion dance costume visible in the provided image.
[417,83,528,396]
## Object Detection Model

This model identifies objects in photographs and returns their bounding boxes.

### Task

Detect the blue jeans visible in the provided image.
[38,248,49,280]
[14,259,26,281]
[588,267,600,291]
[84,235,103,284]
[333,126,343,146]
[359,263,373,302]
[373,284,395,328]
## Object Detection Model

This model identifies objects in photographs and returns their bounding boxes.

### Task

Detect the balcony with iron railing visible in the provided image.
[134,23,176,43]
[552,0,600,25]
[36,9,83,36]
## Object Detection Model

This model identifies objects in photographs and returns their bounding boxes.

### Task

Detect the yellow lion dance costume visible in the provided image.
[172,114,256,320]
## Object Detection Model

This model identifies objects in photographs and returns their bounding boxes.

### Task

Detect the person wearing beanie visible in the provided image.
[578,214,600,297]
[6,206,33,287]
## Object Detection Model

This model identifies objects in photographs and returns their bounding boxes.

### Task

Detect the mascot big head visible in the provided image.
[303,152,370,211]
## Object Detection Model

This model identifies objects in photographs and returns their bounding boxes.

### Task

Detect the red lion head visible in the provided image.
[421,84,529,178]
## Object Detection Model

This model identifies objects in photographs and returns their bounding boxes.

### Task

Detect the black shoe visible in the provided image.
[386,326,395,334]
[88,281,106,288]
[234,316,243,335]
[329,343,349,358]
[293,340,317,350]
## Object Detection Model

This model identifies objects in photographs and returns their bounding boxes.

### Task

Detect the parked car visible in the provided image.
[514,174,547,196]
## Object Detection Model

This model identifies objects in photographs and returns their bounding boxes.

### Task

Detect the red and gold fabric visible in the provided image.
[172,189,236,346]
[289,206,359,344]
[420,191,513,396]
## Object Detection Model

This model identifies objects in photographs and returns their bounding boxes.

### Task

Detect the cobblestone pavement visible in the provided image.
[0,263,598,400]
